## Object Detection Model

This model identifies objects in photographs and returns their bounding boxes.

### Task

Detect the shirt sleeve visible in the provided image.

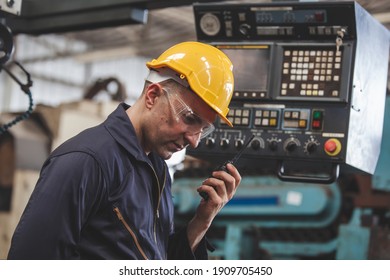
[7,152,106,260]
[167,226,214,260]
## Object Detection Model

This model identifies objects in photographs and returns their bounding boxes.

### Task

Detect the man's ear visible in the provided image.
[144,83,163,109]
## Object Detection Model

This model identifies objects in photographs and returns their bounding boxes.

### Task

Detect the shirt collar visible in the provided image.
[104,103,149,163]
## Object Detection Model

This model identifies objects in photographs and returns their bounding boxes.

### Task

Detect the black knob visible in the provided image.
[285,141,297,152]
[235,139,244,150]
[205,137,215,148]
[251,139,261,150]
[220,138,229,149]
[239,24,251,36]
[269,140,278,151]
[306,142,317,154]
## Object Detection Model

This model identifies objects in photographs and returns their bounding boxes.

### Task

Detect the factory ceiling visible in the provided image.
[4,0,390,63]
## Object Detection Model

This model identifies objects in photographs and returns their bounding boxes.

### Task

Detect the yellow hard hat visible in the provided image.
[146,41,234,127]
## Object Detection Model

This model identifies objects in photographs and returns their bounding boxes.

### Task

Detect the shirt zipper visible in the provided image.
[113,207,149,260]
[149,165,167,244]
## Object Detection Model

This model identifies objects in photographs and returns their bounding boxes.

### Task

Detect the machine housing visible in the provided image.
[187,1,390,183]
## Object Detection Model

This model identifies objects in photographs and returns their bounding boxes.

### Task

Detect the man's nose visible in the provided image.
[184,132,201,149]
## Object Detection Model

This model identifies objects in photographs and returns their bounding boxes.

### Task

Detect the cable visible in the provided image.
[0,61,34,135]
[0,89,34,135]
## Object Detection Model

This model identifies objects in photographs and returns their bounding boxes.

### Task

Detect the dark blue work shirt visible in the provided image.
[8,103,207,260]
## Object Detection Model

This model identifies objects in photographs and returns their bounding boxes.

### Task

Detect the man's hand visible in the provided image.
[187,163,241,252]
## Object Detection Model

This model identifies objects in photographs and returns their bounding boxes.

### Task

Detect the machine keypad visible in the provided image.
[227,108,251,126]
[281,48,342,98]
[254,109,279,128]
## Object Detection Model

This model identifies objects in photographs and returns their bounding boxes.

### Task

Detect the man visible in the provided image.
[7,41,240,259]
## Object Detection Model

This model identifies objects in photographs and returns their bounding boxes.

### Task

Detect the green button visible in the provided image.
[313,111,322,119]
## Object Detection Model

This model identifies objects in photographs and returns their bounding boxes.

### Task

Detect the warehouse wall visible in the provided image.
[1,34,150,113]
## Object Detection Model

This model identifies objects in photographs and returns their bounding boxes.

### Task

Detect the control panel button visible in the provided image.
[283,109,309,130]
[311,110,324,130]
[324,138,342,156]
[312,120,321,129]
[254,109,279,128]
[228,108,252,126]
[280,47,343,98]
[325,140,336,152]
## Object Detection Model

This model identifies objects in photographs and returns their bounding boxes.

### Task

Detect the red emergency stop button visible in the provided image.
[324,138,342,156]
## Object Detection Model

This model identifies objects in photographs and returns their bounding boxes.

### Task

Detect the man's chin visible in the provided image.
[158,149,174,160]
[156,143,182,159]
[163,153,173,160]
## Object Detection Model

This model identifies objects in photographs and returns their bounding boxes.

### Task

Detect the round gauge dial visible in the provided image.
[199,13,221,36]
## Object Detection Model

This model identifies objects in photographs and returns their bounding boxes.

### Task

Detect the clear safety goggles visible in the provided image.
[162,88,215,139]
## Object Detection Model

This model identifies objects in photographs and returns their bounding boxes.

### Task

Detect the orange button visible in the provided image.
[299,119,307,128]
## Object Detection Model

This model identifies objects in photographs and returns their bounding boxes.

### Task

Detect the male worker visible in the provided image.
[7,41,240,259]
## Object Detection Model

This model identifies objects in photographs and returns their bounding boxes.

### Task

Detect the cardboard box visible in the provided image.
[0,170,40,259]
[0,133,14,211]
[0,113,50,171]
[35,100,119,150]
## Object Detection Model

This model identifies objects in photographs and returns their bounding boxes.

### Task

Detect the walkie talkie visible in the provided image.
[199,134,255,200]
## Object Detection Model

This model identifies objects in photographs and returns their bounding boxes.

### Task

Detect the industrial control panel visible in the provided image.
[187,1,390,183]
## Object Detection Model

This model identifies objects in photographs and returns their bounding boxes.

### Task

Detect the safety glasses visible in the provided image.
[162,88,215,139]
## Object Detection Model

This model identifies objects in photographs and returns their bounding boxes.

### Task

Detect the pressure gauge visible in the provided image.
[199,13,221,36]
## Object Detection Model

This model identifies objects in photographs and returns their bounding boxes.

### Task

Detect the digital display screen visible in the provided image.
[255,9,327,24]
[218,46,270,93]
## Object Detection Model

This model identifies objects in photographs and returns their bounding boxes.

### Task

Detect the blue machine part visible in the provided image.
[172,175,343,259]
[335,209,371,260]
[172,176,341,228]
[207,223,340,260]
[373,96,390,191]
[260,240,338,258]
[203,209,370,260]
